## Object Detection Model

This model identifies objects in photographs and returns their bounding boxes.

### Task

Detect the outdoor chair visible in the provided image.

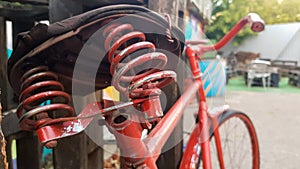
[247,60,271,88]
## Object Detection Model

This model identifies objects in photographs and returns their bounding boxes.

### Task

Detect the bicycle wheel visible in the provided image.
[198,109,260,169]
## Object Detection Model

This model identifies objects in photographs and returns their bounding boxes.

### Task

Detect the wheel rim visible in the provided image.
[198,113,259,169]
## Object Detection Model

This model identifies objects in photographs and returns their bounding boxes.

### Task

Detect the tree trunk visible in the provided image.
[0,103,9,169]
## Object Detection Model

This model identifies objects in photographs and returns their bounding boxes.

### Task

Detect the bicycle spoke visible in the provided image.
[197,111,259,169]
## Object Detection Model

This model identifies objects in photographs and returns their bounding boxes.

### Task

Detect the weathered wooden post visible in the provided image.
[148,0,187,168]
[0,15,9,169]
[0,102,9,169]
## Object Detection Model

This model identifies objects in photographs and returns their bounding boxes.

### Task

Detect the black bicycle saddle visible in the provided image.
[8,4,185,96]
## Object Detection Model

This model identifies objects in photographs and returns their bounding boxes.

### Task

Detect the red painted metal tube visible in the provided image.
[185,41,213,169]
[146,81,200,159]
[186,46,202,78]
[189,18,248,55]
[205,19,248,51]
[106,113,157,168]
[179,123,201,169]
[213,126,225,169]
[197,89,212,169]
[189,13,265,55]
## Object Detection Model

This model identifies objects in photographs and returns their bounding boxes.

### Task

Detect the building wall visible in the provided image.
[278,30,300,64]
[235,23,300,62]
[184,10,204,41]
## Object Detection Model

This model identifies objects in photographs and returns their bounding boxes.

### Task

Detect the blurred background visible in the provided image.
[0,0,299,169]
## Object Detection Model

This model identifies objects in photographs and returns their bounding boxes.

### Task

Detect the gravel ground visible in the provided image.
[224,91,300,169]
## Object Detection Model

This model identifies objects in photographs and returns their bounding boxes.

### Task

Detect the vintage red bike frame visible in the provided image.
[37,13,264,169]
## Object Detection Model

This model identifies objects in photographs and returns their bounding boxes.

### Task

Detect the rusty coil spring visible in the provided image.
[16,66,74,131]
[102,22,176,98]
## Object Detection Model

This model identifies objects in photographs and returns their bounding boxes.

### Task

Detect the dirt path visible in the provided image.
[225,91,300,169]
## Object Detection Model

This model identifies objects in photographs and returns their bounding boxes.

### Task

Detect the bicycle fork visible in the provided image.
[184,46,214,169]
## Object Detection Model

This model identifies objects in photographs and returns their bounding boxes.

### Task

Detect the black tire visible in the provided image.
[197,109,260,169]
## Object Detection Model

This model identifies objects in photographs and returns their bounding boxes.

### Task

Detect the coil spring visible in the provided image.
[103,22,176,98]
[17,66,74,131]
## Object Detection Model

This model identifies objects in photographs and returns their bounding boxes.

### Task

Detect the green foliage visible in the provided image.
[205,0,300,46]
[266,0,300,24]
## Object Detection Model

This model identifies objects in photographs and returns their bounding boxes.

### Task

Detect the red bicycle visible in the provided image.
[8,5,264,169]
